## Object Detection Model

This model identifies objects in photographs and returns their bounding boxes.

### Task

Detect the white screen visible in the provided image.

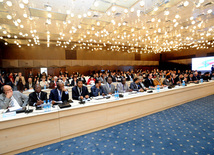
[192,56,214,71]
[40,68,48,75]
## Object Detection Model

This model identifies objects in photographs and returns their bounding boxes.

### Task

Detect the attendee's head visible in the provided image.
[107,77,112,84]
[190,73,193,77]
[34,84,41,93]
[42,77,46,82]
[77,80,83,88]
[95,80,102,87]
[54,76,58,82]
[121,78,126,84]
[2,85,13,95]
[28,77,32,83]
[18,72,22,77]
[148,73,152,80]
[166,75,171,80]
[134,78,139,83]
[138,76,143,82]
[57,82,64,91]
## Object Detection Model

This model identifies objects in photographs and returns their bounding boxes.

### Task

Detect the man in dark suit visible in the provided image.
[91,80,106,97]
[78,74,86,85]
[72,80,89,100]
[25,77,35,90]
[144,73,155,88]
[130,78,144,92]
[49,82,69,104]
[28,84,47,106]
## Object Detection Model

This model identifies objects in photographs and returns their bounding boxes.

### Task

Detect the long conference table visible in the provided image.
[0,81,214,155]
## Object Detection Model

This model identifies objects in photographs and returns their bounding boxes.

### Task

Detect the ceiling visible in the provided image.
[0,0,214,54]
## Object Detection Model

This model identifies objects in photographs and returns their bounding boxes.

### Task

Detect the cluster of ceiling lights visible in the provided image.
[0,0,213,54]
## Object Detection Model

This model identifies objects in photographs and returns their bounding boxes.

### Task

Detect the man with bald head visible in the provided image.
[0,85,28,110]
[49,82,69,104]
[28,84,47,106]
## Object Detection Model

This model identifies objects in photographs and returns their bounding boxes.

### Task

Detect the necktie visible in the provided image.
[58,91,62,101]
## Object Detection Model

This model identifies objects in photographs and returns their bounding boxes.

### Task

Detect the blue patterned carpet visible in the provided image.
[18,95,214,155]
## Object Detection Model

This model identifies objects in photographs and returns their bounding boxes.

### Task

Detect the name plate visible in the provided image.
[2,111,16,118]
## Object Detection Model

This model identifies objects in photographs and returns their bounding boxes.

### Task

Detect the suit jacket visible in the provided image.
[28,91,47,106]
[72,86,89,100]
[0,91,28,109]
[163,79,173,86]
[130,82,139,91]
[103,83,115,94]
[25,82,35,90]
[70,80,77,86]
[144,78,155,88]
[49,88,69,102]
[90,85,106,97]
[15,76,26,85]
[117,83,130,93]
[138,82,146,90]
[78,77,86,84]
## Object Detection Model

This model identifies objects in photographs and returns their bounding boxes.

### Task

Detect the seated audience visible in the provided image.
[25,77,35,90]
[49,82,69,104]
[87,76,96,85]
[39,77,49,88]
[138,76,147,90]
[0,85,28,110]
[144,73,155,88]
[72,80,89,100]
[130,78,144,92]
[62,77,70,86]
[78,74,86,85]
[70,76,78,86]
[163,75,173,86]
[28,84,47,106]
[91,80,106,97]
[117,78,132,93]
[103,77,116,95]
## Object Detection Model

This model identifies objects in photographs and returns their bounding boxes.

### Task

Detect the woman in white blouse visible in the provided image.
[40,77,49,88]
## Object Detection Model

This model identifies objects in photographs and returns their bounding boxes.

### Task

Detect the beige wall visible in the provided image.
[2,44,160,61]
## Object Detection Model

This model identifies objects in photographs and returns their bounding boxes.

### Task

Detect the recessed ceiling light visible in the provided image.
[22,0,28,4]
[87,11,91,16]
[140,1,145,7]
[20,25,24,28]
[130,8,134,13]
[154,7,158,11]
[47,13,51,18]
[199,0,204,3]
[94,1,99,7]
[70,13,74,17]
[6,1,12,6]
[112,6,116,12]
[3,30,7,34]
[175,14,180,18]
[183,1,189,7]
[19,3,24,8]
[23,13,27,18]
[66,10,70,14]
[164,10,169,15]
[6,14,12,19]
[17,19,21,23]
[46,6,52,11]
[207,9,212,14]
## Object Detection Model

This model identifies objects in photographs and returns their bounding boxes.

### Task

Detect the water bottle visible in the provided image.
[43,100,47,112]
[182,80,185,87]
[117,90,119,100]
[200,78,203,83]
[44,84,46,89]
[157,85,160,92]
[47,100,51,112]
[115,91,119,100]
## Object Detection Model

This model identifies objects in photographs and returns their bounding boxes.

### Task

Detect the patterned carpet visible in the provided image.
[18,95,214,155]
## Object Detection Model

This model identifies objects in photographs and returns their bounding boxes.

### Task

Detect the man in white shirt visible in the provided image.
[0,85,28,110]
